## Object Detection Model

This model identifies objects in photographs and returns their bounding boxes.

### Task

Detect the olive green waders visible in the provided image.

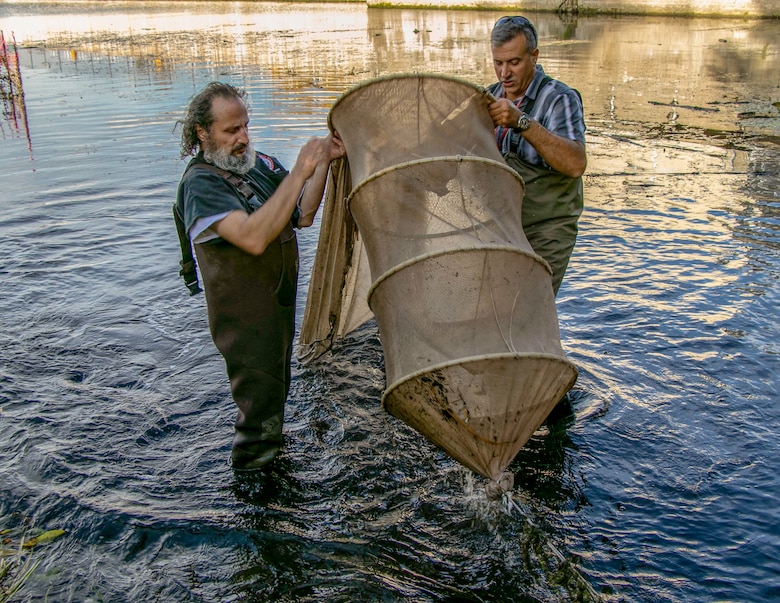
[503,152,584,296]
[194,224,298,470]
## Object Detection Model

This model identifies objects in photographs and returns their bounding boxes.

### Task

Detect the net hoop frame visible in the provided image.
[327,72,494,133]
[381,352,579,441]
[365,245,552,310]
[345,154,524,205]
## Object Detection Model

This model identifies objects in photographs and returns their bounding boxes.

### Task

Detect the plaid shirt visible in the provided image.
[489,65,585,169]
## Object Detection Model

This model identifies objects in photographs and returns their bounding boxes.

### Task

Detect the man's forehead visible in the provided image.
[492,43,525,59]
[211,95,248,117]
[493,35,537,59]
[206,100,246,136]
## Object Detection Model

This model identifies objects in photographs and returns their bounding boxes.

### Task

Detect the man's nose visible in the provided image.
[237,126,249,144]
[499,64,510,79]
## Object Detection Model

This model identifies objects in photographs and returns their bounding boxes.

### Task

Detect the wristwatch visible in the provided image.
[515,112,531,132]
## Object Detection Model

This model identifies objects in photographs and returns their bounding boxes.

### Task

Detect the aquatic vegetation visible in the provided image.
[0,521,64,603]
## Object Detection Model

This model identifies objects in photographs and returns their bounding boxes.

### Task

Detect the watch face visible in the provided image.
[517,114,531,131]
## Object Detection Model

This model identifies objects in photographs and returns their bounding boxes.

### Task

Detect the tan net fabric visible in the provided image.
[297,158,373,364]
[298,74,577,490]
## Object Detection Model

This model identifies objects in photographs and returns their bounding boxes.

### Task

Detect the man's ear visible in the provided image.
[195,124,207,145]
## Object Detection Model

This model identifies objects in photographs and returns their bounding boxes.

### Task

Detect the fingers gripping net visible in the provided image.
[299,74,577,490]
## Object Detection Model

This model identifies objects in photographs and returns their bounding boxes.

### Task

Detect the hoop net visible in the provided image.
[299,74,577,485]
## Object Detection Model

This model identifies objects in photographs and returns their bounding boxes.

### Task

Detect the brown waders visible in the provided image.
[194,223,299,471]
[503,152,584,296]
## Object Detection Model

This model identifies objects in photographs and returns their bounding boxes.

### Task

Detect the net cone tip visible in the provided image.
[484,471,514,500]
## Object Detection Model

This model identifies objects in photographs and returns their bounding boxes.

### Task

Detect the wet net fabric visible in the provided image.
[299,74,577,486]
[297,157,373,363]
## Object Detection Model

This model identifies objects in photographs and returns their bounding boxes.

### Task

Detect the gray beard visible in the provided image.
[203,141,256,175]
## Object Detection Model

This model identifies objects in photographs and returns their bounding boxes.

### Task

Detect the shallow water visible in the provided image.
[1,3,778,602]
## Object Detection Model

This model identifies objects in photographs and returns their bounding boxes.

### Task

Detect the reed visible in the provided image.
[0,539,39,603]
[1,522,65,603]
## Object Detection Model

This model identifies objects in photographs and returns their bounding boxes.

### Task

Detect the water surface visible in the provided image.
[1,3,778,602]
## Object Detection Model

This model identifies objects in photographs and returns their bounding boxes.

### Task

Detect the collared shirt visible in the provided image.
[488,65,586,169]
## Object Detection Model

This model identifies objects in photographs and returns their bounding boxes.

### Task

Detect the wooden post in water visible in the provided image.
[0,31,33,155]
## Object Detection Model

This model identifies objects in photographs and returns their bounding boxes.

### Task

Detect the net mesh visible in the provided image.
[299,74,577,485]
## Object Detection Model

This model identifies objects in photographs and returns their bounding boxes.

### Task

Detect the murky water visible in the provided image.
[1,3,778,602]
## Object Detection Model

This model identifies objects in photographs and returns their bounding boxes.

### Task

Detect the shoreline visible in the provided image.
[369,5,778,19]
[211,0,780,19]
[4,0,779,18]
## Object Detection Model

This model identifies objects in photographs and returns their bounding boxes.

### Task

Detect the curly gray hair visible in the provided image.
[178,82,248,158]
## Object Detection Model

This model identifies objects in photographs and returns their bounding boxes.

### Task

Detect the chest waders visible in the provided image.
[195,223,299,470]
[489,77,584,296]
[175,159,300,471]
[502,153,583,295]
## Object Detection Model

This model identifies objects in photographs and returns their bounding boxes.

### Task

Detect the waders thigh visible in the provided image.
[503,152,584,296]
[195,226,298,470]
[523,217,579,296]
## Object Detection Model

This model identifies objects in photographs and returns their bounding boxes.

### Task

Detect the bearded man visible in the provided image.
[175,82,344,471]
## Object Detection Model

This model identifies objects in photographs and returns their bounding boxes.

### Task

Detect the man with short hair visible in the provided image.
[175,82,344,471]
[487,15,587,296]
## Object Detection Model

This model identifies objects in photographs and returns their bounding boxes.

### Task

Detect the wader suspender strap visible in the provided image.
[173,162,256,296]
[507,76,553,151]
[522,75,552,115]
[509,76,582,153]
[173,203,202,295]
[193,163,257,208]
[522,75,583,114]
